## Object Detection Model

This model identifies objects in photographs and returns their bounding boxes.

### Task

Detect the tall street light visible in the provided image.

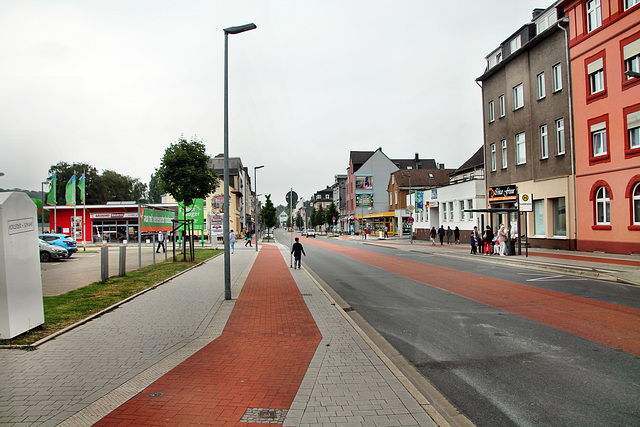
[223,23,257,300]
[254,165,264,252]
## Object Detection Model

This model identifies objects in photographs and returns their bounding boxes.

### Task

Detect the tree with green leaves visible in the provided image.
[326,202,339,229]
[148,173,162,203]
[316,205,326,232]
[295,212,303,229]
[260,194,277,230]
[47,162,148,204]
[156,136,218,211]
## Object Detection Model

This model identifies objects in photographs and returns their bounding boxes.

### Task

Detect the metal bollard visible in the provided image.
[101,246,109,282]
[118,245,126,277]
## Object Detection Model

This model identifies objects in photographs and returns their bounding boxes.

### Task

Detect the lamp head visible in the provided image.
[224,23,257,35]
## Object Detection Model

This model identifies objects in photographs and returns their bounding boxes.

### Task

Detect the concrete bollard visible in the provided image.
[101,246,109,282]
[118,245,126,277]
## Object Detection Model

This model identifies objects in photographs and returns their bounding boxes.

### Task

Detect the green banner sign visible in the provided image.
[179,199,205,231]
[141,207,175,231]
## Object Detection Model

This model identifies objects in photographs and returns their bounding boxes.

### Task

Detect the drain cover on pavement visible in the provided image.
[240,407,288,423]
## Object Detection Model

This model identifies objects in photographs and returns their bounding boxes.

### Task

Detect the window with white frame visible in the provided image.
[552,63,562,91]
[488,100,495,122]
[515,132,526,164]
[501,139,507,168]
[468,199,474,219]
[591,121,607,157]
[537,72,546,99]
[540,124,549,159]
[595,186,610,225]
[498,94,505,117]
[490,143,497,171]
[556,118,566,155]
[460,201,465,220]
[443,202,447,221]
[624,0,640,11]
[513,83,524,110]
[623,38,640,80]
[586,0,602,32]
[587,56,605,95]
[510,35,521,53]
[389,192,392,206]
[633,183,640,225]
[449,202,454,222]
[628,109,640,149]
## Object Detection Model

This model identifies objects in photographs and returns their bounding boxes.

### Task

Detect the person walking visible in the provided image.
[245,231,252,247]
[498,224,507,256]
[454,226,460,244]
[430,227,437,245]
[438,225,445,245]
[156,231,165,253]
[291,237,306,269]
[229,229,236,254]
[365,227,370,240]
[446,226,453,244]
[483,225,494,255]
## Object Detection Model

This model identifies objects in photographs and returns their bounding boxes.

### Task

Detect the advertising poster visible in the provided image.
[355,175,373,189]
[141,208,175,231]
[416,191,423,212]
[180,199,205,231]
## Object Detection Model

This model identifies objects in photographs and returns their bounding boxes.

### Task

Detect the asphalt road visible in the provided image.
[278,230,640,427]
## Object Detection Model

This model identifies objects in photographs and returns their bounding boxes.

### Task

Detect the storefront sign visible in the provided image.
[489,185,518,202]
[91,212,138,219]
[140,208,175,231]
[356,193,373,206]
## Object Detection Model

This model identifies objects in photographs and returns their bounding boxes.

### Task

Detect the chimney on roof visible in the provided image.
[439,163,445,170]
[414,153,419,161]
[532,8,545,20]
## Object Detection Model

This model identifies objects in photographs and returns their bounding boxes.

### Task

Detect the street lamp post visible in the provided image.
[223,23,256,301]
[254,165,264,252]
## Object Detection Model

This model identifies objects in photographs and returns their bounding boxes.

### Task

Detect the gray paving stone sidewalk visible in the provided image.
[0,247,255,426]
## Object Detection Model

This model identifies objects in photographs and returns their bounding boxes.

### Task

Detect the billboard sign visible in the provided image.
[356,193,373,206]
[355,175,373,190]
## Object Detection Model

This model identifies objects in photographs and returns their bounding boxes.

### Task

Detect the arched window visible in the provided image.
[634,183,640,225]
[595,186,610,225]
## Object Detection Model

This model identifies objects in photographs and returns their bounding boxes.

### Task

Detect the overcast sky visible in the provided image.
[1,0,549,206]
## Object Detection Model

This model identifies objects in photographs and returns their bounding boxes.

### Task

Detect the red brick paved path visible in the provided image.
[95,244,322,426]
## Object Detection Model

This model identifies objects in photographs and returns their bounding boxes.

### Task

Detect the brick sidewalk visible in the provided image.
[95,244,322,426]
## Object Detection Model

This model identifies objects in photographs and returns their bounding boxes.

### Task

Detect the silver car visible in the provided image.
[39,239,68,262]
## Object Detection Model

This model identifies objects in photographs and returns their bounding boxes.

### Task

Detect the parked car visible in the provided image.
[39,234,77,258]
[306,229,316,238]
[39,239,68,262]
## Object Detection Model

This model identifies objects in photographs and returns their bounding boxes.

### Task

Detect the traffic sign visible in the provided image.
[519,193,533,212]
[407,217,414,223]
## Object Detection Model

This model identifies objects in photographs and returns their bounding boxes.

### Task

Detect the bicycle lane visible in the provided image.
[94,244,322,425]
[302,238,640,357]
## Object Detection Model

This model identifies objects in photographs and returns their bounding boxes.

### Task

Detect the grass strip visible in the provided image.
[1,249,222,347]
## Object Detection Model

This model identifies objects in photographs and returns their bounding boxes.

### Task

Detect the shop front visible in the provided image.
[44,203,179,244]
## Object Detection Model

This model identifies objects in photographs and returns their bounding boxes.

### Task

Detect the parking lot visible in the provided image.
[39,243,200,296]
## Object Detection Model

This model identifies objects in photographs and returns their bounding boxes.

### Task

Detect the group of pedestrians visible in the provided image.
[469,224,516,256]
[429,225,461,245]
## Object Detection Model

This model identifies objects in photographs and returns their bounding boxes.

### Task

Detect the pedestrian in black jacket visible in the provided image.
[438,226,445,245]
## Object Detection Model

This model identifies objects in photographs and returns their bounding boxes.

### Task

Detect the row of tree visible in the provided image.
[46,162,158,206]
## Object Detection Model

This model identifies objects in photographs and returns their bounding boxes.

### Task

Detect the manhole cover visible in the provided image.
[148,392,164,397]
[240,407,288,423]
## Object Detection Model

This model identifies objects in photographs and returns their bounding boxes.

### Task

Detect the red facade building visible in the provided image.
[559,0,640,253]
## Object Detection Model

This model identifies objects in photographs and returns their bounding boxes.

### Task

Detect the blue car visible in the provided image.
[39,234,77,258]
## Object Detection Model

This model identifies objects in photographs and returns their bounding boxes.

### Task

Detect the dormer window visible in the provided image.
[510,35,522,54]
